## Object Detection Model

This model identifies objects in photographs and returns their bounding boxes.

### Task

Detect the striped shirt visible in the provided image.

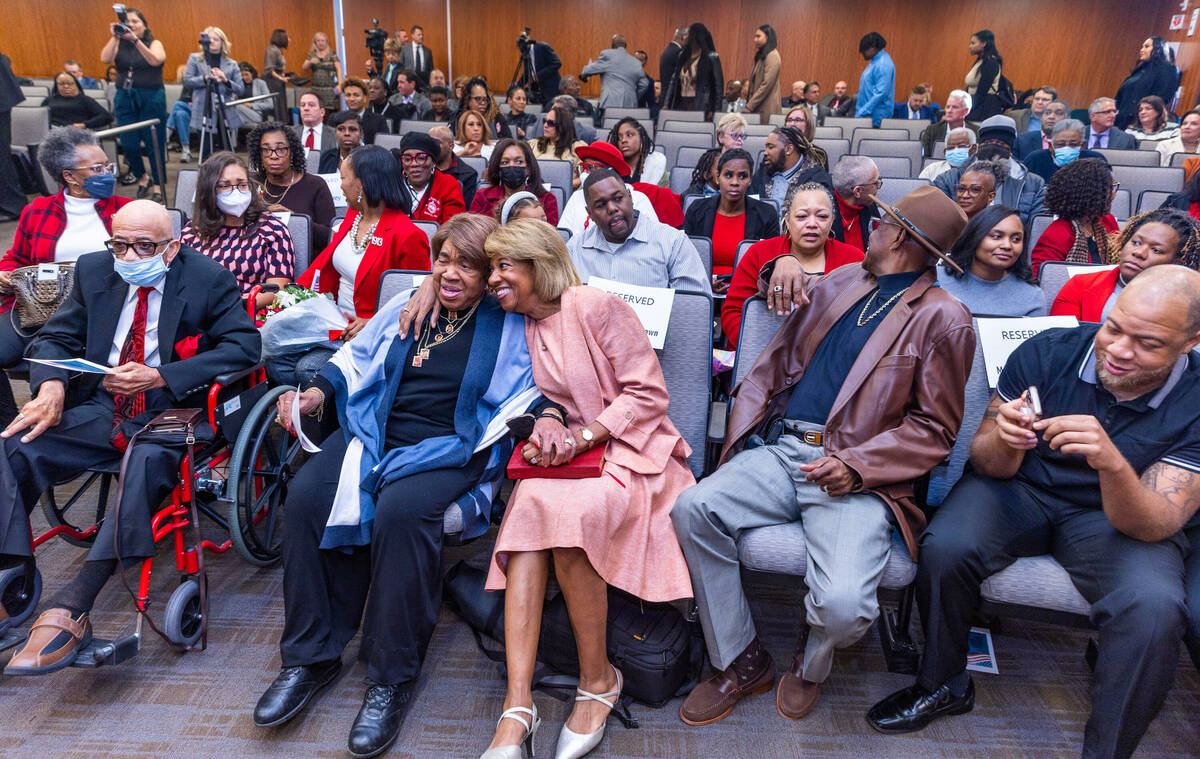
[567,211,711,294]
[180,214,295,296]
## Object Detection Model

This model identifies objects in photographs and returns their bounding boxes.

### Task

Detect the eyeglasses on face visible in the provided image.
[105,239,171,258]
[956,184,988,196]
[469,95,490,104]
[260,146,290,157]
[401,152,432,165]
[215,181,251,192]
[725,132,746,142]
[1095,109,1117,116]
[855,179,884,190]
[74,162,117,175]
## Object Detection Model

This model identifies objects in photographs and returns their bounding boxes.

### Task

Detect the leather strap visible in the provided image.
[496,706,533,731]
[30,608,87,639]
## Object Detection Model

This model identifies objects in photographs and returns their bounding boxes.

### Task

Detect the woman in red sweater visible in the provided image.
[1050,207,1200,321]
[683,149,779,282]
[269,146,430,385]
[721,182,863,347]
[1030,157,1119,278]
[468,139,559,225]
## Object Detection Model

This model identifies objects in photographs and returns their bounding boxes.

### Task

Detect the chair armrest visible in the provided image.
[213,363,265,388]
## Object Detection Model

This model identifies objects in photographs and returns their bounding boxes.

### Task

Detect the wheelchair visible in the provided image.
[0,325,302,666]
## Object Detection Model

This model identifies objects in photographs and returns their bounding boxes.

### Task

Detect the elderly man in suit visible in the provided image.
[0,200,260,675]
[800,82,832,126]
[293,92,335,159]
[581,35,650,111]
[1087,97,1137,150]
[400,25,435,89]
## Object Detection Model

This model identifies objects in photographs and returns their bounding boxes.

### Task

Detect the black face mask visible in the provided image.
[976,143,1012,162]
[499,166,527,189]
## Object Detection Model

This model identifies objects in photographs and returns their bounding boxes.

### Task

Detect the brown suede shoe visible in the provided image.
[4,608,92,675]
[776,649,821,720]
[679,637,775,726]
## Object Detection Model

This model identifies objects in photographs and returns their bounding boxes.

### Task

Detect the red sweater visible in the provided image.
[296,207,431,319]
[632,182,685,228]
[1049,267,1120,322]
[720,235,865,347]
[468,185,559,225]
[1030,215,1119,278]
[409,170,466,224]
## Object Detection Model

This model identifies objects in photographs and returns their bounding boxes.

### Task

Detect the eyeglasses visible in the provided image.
[105,239,171,258]
[855,179,884,190]
[261,146,290,157]
[543,119,558,127]
[725,132,746,142]
[215,181,251,192]
[1096,109,1118,115]
[955,184,988,196]
[74,162,117,175]
[469,95,490,104]
[400,152,431,165]
[785,118,804,126]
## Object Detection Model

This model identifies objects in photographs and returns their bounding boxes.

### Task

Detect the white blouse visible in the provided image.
[55,194,109,262]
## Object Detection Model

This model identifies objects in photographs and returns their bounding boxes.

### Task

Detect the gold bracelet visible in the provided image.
[305,387,326,421]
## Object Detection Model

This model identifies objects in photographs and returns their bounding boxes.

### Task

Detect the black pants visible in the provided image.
[0,392,183,562]
[0,109,25,218]
[1185,522,1200,670]
[279,431,488,685]
[917,472,1187,759]
[0,313,31,427]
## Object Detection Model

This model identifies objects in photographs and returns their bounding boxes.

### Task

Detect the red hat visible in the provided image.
[575,141,631,178]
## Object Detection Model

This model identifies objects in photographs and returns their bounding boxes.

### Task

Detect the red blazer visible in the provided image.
[409,170,466,224]
[468,185,560,225]
[296,206,430,319]
[1049,267,1120,322]
[1030,215,1119,278]
[720,235,864,347]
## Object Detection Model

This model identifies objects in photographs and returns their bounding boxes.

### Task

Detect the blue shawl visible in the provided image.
[318,290,539,549]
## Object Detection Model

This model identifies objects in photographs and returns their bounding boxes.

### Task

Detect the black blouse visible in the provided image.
[114,36,163,90]
[42,94,113,129]
[386,307,480,448]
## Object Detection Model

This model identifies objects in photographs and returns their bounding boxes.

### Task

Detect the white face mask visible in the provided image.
[216,188,252,217]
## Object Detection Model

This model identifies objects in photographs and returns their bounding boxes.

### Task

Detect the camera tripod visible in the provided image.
[511,46,541,103]
[197,55,234,164]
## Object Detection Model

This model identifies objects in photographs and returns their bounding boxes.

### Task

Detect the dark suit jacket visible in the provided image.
[445,155,480,207]
[1089,127,1137,150]
[0,53,24,112]
[1014,129,1049,161]
[356,109,389,145]
[920,120,979,158]
[1023,148,1106,183]
[530,41,561,101]
[821,94,856,117]
[399,43,435,88]
[27,248,260,405]
[318,147,344,174]
[892,103,936,122]
[660,42,684,92]
[682,195,780,241]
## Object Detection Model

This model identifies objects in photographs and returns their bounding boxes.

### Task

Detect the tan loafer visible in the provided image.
[776,651,821,720]
[679,637,775,726]
[4,608,91,676]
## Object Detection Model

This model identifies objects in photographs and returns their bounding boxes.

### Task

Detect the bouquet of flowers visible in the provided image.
[254,284,328,328]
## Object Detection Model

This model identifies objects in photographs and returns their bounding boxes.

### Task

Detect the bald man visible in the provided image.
[0,200,259,674]
[823,80,855,116]
[782,79,806,108]
[581,33,649,110]
[870,265,1200,759]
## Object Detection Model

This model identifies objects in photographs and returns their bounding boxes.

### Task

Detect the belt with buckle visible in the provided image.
[783,427,823,446]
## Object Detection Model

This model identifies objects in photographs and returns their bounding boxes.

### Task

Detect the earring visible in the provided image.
[357,191,363,204]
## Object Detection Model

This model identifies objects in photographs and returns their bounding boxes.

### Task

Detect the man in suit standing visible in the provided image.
[0,50,25,222]
[893,86,936,122]
[293,92,335,160]
[633,49,658,121]
[660,27,687,96]
[400,25,435,90]
[0,200,260,674]
[581,35,650,111]
[1087,97,1136,150]
[801,82,832,126]
[526,35,561,102]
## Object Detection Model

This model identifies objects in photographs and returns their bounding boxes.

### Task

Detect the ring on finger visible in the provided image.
[15,412,24,421]
[531,456,539,464]
[773,285,783,292]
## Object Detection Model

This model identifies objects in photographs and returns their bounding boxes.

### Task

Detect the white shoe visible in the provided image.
[555,665,623,759]
[480,703,541,759]
[180,148,191,163]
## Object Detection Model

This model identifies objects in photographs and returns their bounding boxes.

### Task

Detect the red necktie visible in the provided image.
[112,286,152,428]
[305,128,315,149]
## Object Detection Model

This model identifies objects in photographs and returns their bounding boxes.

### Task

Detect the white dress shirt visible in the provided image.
[412,42,424,72]
[302,124,324,157]
[108,277,165,367]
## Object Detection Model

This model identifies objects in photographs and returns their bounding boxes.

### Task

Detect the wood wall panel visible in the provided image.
[3,0,1192,114]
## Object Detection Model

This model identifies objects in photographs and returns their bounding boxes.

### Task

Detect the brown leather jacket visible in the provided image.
[721,264,975,557]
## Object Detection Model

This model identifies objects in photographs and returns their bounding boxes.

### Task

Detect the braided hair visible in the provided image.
[1108,208,1200,270]
[772,125,828,171]
[689,148,721,192]
[1044,157,1115,264]
[247,121,305,179]
[607,117,654,182]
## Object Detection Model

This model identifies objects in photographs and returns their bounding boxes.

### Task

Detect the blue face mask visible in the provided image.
[83,172,116,199]
[1054,146,1081,167]
[113,249,170,287]
[945,147,971,167]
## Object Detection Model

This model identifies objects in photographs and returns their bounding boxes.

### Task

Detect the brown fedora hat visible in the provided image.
[870,186,968,274]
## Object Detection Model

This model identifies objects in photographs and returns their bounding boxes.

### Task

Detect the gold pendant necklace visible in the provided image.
[412,301,479,367]
[857,287,908,327]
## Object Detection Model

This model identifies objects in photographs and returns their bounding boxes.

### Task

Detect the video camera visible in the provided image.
[112,3,130,36]
[516,28,534,54]
[198,32,222,69]
[365,18,388,70]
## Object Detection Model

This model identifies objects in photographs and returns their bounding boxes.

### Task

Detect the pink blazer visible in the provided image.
[532,286,689,475]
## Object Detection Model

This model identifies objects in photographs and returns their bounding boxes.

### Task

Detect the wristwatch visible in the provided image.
[580,428,595,445]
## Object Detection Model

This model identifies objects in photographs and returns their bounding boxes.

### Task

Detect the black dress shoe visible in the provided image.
[253,659,342,727]
[348,683,412,758]
[866,678,975,734]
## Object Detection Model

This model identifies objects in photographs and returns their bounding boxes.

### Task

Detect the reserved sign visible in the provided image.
[318,173,348,207]
[588,277,675,349]
[977,316,1079,387]
[1065,263,1117,278]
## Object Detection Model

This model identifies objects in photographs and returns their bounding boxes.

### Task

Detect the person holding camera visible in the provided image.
[517,30,561,103]
[183,28,244,161]
[100,6,167,204]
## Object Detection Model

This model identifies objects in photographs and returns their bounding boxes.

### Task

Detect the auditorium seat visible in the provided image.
[675,145,710,169]
[1039,261,1112,311]
[814,138,849,168]
[878,118,928,140]
[657,109,706,129]
[688,235,713,275]
[875,177,929,205]
[1168,152,1197,168]
[850,127,908,152]
[824,116,872,133]
[867,156,912,178]
[812,125,843,140]
[1137,189,1173,212]
[1093,148,1160,167]
[1110,165,1184,203]
[657,131,715,170]
[669,166,693,194]
[661,121,715,136]
[857,139,922,177]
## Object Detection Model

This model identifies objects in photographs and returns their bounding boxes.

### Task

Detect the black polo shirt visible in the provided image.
[996,324,1200,510]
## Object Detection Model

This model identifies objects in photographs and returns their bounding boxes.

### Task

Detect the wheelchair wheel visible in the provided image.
[0,564,42,629]
[39,472,111,548]
[163,579,203,646]
[226,385,300,567]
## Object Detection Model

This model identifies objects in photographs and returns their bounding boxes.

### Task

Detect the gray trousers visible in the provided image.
[671,421,893,682]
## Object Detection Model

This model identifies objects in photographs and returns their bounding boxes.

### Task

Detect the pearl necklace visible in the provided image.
[349,213,379,253]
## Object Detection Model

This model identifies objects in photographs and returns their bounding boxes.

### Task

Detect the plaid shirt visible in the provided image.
[1,192,129,310]
[2,192,129,272]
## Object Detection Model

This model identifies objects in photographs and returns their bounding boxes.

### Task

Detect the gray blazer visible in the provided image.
[292,123,336,157]
[183,53,245,132]
[399,42,435,86]
[581,48,649,110]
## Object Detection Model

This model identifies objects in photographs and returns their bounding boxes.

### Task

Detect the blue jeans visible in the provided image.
[166,100,192,144]
[113,86,167,185]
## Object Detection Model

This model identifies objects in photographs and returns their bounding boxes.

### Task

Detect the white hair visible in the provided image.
[831,155,879,195]
[947,127,977,145]
[947,89,973,113]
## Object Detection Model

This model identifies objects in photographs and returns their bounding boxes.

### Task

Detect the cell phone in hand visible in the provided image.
[1023,386,1042,421]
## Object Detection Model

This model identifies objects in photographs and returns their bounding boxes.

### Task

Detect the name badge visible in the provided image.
[37,264,58,282]
[976,316,1079,388]
[587,276,675,350]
